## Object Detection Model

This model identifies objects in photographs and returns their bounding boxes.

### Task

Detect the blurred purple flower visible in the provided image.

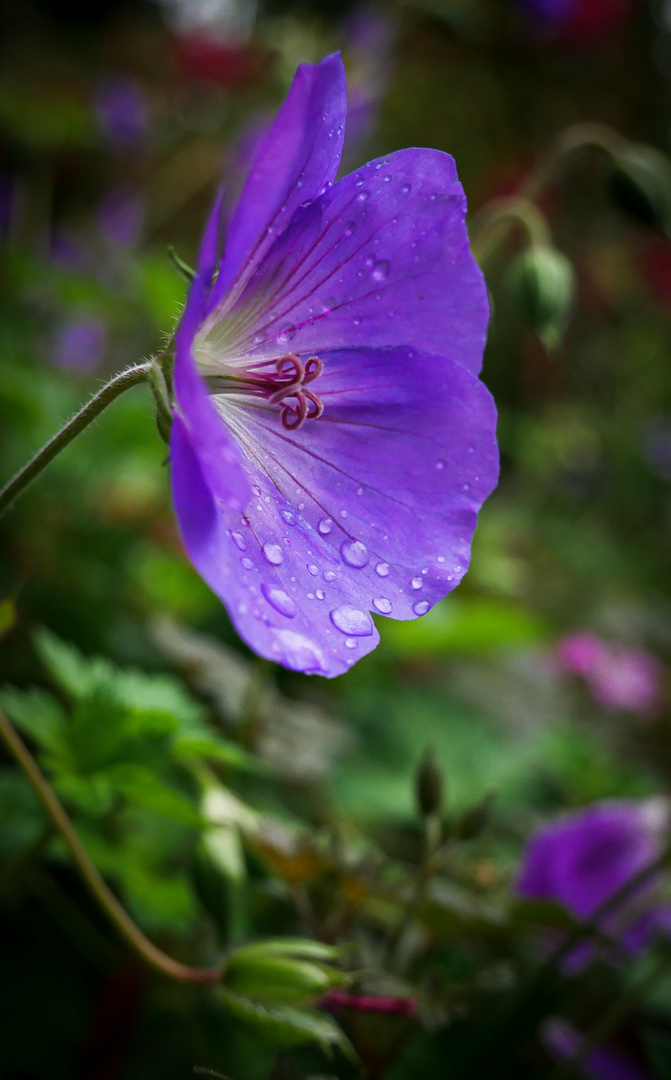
[543,1017,654,1080]
[95,76,149,150]
[96,187,145,249]
[53,315,107,374]
[169,54,498,677]
[517,0,577,24]
[517,799,671,961]
[557,632,665,717]
[343,5,398,158]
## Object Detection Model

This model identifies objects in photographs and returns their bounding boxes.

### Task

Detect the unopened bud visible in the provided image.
[611,143,671,234]
[507,243,574,350]
[415,748,444,819]
[223,948,344,1007]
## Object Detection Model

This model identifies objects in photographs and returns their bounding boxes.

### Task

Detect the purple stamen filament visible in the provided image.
[206,353,324,431]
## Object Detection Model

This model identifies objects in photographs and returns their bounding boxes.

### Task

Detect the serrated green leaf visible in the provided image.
[0,687,67,756]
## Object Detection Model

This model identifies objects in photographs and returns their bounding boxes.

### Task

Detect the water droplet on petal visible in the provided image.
[330,605,373,636]
[412,576,423,589]
[344,221,355,237]
[318,517,333,535]
[438,556,446,563]
[463,483,470,492]
[262,542,283,566]
[413,600,430,616]
[373,597,392,614]
[274,629,324,673]
[353,317,361,326]
[280,510,297,526]
[345,638,358,649]
[372,259,390,282]
[231,531,246,551]
[435,460,445,471]
[402,183,411,194]
[384,174,392,182]
[277,323,296,343]
[340,539,369,568]
[375,562,390,577]
[357,190,370,202]
[307,564,319,577]
[316,589,325,600]
[241,557,253,570]
[262,584,296,618]
[253,332,266,345]
[323,570,336,582]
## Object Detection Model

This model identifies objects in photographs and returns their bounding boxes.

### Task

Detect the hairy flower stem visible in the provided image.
[471,196,552,267]
[0,708,221,985]
[385,814,442,972]
[0,362,152,519]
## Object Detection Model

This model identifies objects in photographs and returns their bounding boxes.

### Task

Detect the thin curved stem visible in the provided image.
[0,362,151,519]
[0,708,220,985]
[471,196,552,267]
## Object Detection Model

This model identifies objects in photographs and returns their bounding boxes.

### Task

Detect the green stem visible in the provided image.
[521,121,628,204]
[0,708,220,984]
[0,362,151,519]
[471,196,552,267]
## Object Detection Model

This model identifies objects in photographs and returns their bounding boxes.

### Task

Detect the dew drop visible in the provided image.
[277,323,296,343]
[307,592,315,600]
[402,183,411,194]
[323,570,336,582]
[412,576,423,590]
[373,597,392,614]
[375,562,390,577]
[413,600,430,616]
[437,556,446,563]
[262,542,283,566]
[341,539,369,568]
[384,174,392,182]
[316,589,325,600]
[353,317,361,326]
[356,487,363,496]
[357,190,370,202]
[344,221,356,237]
[435,460,445,471]
[307,564,319,577]
[231,531,246,551]
[253,331,266,345]
[339,509,348,519]
[262,584,296,618]
[241,557,253,570]
[330,605,373,636]
[318,517,333,535]
[345,639,358,649]
[372,258,390,282]
[274,629,324,673]
[280,509,297,526]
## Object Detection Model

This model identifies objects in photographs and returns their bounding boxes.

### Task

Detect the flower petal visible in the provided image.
[208,148,488,375]
[172,345,497,677]
[172,188,250,514]
[207,53,347,314]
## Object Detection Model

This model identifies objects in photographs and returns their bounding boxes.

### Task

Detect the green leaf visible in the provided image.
[382,596,547,657]
[0,687,67,756]
[109,764,203,827]
[34,629,106,700]
[219,989,353,1054]
[173,733,269,774]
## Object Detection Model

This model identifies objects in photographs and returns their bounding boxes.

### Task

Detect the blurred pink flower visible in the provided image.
[557,632,665,716]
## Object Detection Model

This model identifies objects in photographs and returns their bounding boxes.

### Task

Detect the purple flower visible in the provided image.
[169,54,498,677]
[52,315,107,374]
[95,76,149,150]
[557,632,665,717]
[517,799,671,961]
[542,1018,654,1080]
[96,187,145,250]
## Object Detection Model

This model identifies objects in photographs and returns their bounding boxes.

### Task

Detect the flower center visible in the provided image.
[205,353,325,431]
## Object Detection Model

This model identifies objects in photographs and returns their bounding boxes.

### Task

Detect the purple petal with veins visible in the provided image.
[170,52,498,676]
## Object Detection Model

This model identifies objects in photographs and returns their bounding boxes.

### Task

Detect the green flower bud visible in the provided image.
[611,143,671,234]
[507,243,574,350]
[415,747,444,819]
[224,955,340,1006]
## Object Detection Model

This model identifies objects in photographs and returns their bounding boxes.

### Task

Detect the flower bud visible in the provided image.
[415,747,444,819]
[611,143,671,234]
[507,243,574,350]
[223,939,346,1007]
